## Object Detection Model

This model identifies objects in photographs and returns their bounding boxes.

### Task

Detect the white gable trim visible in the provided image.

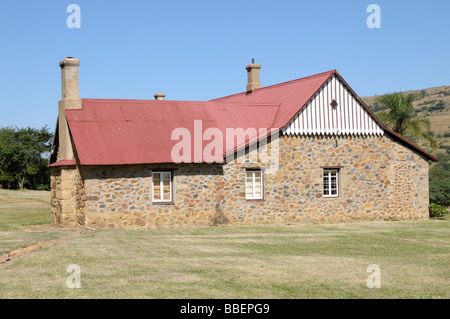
[283,74,384,136]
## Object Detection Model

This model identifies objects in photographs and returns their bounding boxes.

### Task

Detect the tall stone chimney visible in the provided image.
[57,57,81,161]
[245,58,261,93]
[60,57,82,108]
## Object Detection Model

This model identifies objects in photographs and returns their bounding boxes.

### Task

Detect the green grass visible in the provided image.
[0,189,68,255]
[0,189,449,298]
[0,189,52,231]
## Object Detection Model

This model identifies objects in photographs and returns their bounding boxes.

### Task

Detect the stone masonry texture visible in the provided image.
[50,134,430,228]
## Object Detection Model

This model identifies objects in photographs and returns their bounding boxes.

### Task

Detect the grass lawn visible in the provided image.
[0,189,449,298]
[0,189,69,255]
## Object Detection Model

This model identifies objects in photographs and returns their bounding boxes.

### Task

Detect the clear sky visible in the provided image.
[0,0,449,130]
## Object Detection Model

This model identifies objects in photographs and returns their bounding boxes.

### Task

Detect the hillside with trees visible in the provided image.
[362,85,450,155]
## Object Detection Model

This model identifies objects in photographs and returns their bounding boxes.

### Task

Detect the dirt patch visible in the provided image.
[0,226,94,265]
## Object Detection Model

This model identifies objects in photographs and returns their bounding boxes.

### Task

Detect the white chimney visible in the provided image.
[154,93,166,100]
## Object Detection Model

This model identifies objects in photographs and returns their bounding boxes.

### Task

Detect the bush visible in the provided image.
[429,203,448,218]
[35,184,50,191]
[429,166,450,207]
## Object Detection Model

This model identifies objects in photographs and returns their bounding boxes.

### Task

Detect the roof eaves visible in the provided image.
[48,159,77,167]
[383,127,439,162]
[332,73,439,162]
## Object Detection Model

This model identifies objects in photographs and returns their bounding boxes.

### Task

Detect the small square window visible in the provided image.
[152,171,172,203]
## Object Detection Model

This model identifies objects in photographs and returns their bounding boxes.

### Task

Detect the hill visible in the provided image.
[362,85,450,157]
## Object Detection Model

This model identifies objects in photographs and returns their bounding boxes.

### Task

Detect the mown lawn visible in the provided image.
[0,189,69,255]
[0,189,449,298]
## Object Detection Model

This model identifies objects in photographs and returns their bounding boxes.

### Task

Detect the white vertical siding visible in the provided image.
[283,74,384,136]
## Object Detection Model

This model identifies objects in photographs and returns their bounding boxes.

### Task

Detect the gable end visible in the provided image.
[282,73,384,136]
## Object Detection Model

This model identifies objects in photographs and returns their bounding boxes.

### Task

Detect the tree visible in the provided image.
[375,92,438,150]
[0,126,52,190]
[429,166,450,207]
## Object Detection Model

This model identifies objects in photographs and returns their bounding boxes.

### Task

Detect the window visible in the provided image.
[323,169,339,197]
[246,169,263,200]
[152,171,172,203]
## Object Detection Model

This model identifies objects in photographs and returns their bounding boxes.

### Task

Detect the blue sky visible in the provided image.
[0,0,449,130]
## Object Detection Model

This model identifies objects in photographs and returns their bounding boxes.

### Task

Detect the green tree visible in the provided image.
[429,166,450,207]
[0,126,52,190]
[375,92,438,150]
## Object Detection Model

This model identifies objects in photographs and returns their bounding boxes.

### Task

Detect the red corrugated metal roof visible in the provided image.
[59,69,437,165]
[66,100,280,165]
[212,70,335,128]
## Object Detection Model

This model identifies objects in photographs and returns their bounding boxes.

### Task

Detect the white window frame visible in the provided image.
[152,171,172,203]
[245,169,263,200]
[323,169,339,198]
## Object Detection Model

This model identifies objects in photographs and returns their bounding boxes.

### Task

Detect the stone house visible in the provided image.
[49,57,438,229]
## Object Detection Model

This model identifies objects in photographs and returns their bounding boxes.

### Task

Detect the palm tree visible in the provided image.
[375,92,438,150]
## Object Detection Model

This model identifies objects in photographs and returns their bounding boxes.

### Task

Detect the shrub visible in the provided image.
[429,203,448,218]
[429,166,450,207]
[428,104,445,112]
[35,184,50,191]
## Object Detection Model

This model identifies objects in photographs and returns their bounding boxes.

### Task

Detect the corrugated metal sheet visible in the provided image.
[48,159,77,167]
[213,70,335,128]
[66,100,280,165]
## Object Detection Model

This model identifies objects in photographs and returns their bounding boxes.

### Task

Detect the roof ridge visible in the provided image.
[211,70,336,101]
[80,99,280,106]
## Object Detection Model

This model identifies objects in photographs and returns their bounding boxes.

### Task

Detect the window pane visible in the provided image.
[254,178,262,198]
[153,185,161,200]
[163,191,171,200]
[246,177,253,196]
[163,184,171,195]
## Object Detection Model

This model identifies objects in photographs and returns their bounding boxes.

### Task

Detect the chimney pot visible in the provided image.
[245,60,261,93]
[154,93,166,100]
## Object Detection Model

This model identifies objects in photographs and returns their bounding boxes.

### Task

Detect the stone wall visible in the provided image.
[79,163,224,229]
[51,134,430,229]
[221,134,429,225]
[50,168,61,225]
[50,166,83,227]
